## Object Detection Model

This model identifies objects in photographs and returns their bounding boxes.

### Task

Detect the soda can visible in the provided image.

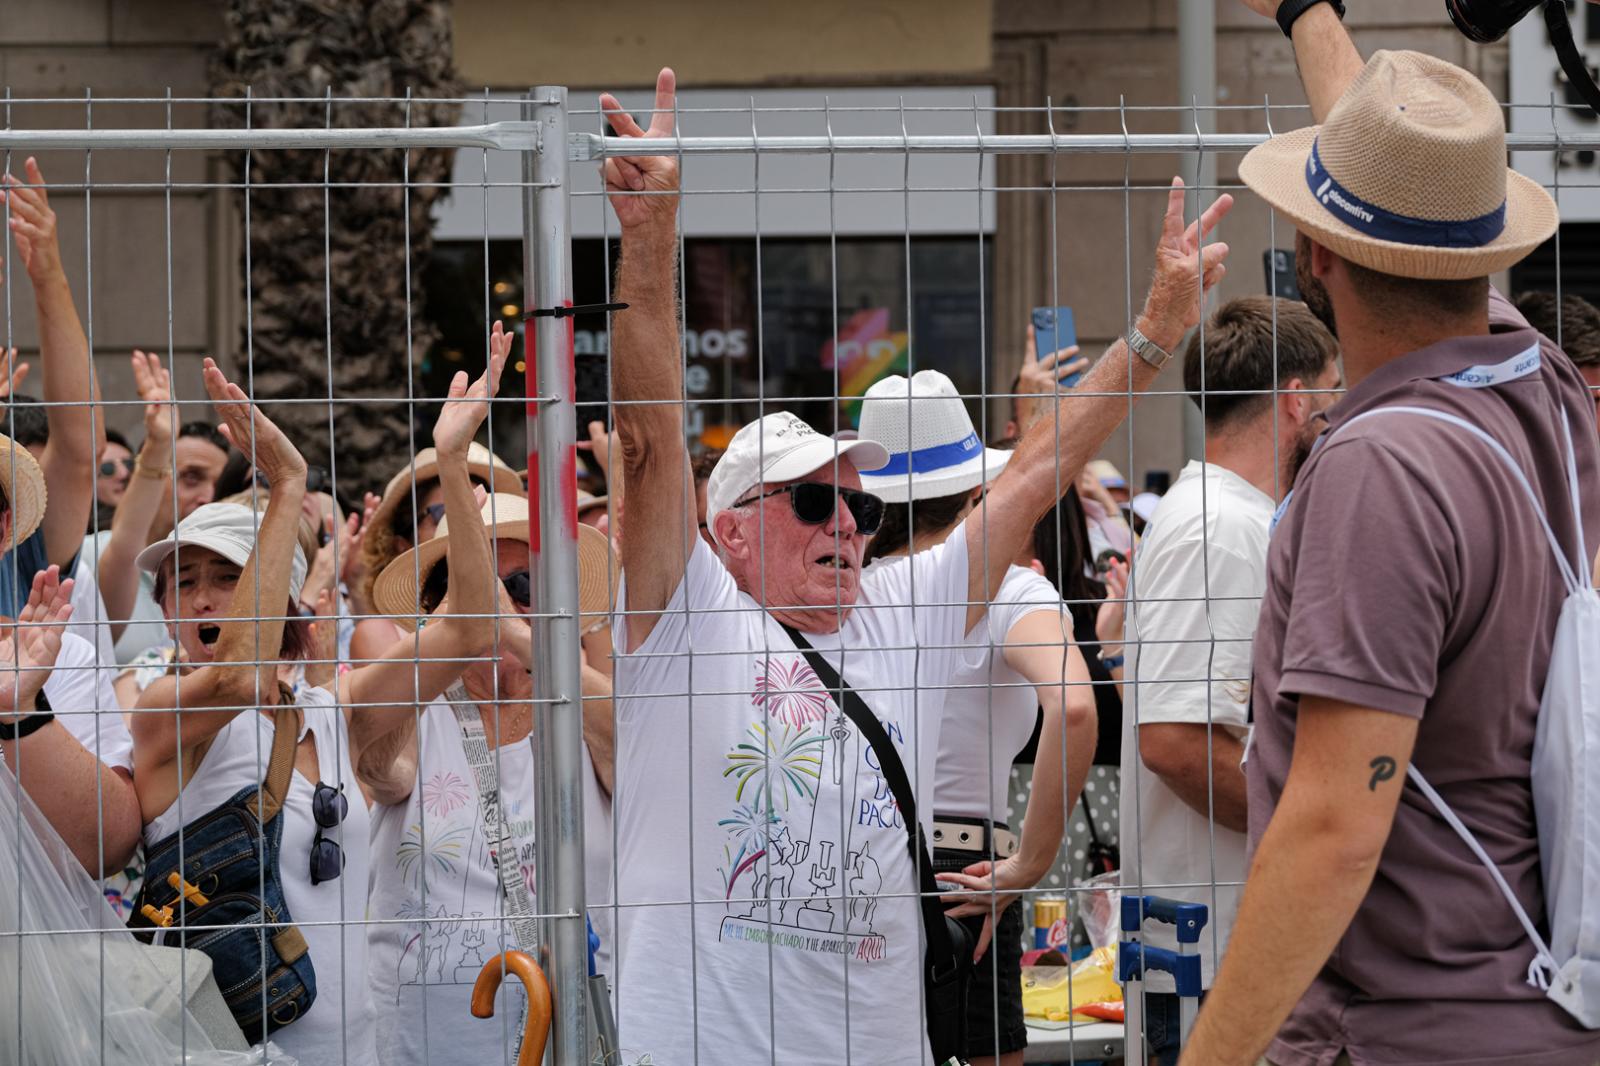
[1033,896,1069,950]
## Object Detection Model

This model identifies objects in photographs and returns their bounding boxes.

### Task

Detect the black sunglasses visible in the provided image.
[309,782,348,886]
[421,502,447,527]
[99,457,135,477]
[503,569,531,608]
[733,483,885,536]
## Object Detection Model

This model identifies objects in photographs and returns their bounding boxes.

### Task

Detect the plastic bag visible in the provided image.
[0,759,296,1065]
[1076,868,1122,951]
[1021,945,1123,1023]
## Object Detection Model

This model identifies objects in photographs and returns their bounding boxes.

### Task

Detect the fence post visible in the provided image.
[523,84,588,1064]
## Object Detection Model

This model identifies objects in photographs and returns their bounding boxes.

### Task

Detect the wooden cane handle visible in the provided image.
[471,950,553,1066]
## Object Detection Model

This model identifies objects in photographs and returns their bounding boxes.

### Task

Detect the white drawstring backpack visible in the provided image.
[1335,403,1599,1029]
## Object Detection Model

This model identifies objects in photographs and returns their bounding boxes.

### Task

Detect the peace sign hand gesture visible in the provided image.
[598,68,680,231]
[1141,177,1233,347]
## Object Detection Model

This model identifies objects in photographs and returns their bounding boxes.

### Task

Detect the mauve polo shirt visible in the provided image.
[1247,291,1600,1066]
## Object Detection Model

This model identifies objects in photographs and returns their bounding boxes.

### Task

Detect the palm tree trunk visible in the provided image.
[210,0,462,499]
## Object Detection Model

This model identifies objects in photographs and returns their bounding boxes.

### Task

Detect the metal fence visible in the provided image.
[0,86,1592,1066]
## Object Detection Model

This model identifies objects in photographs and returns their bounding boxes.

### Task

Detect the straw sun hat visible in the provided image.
[1238,50,1557,281]
[369,442,525,545]
[371,493,618,631]
[0,434,46,554]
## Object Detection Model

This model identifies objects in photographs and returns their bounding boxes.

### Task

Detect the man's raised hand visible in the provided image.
[1142,177,1233,345]
[0,159,65,284]
[599,67,680,231]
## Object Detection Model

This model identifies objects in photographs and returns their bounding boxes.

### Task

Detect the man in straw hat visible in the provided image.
[1181,7,1600,1066]
[601,67,1231,1065]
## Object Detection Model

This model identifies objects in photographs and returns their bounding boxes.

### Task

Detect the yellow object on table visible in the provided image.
[1021,946,1123,1023]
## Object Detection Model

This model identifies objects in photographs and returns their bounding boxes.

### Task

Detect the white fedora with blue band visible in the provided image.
[1238,50,1557,280]
[856,370,1013,503]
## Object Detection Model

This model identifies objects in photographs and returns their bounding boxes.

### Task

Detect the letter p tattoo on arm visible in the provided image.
[1368,755,1397,791]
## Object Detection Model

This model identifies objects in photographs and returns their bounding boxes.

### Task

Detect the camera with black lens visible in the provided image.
[1447,0,1600,114]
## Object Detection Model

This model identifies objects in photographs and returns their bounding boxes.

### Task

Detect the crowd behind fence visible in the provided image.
[0,53,1597,1066]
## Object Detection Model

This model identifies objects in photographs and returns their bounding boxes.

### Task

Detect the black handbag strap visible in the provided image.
[781,626,960,979]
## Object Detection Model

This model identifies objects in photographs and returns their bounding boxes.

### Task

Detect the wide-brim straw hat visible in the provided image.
[369,442,525,545]
[0,434,46,554]
[1238,50,1557,281]
[856,369,1011,504]
[370,493,618,631]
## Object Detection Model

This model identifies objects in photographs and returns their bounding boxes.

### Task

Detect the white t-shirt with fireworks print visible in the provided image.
[612,530,970,1066]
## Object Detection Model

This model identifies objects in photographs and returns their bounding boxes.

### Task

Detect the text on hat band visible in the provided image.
[1306,138,1506,249]
[872,430,983,477]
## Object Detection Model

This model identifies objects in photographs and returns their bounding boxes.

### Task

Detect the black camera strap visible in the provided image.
[782,625,967,1064]
[1544,1,1600,117]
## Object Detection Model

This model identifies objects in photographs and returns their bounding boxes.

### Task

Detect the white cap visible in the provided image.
[704,412,889,546]
[137,502,309,604]
[1130,491,1161,525]
[856,370,1012,504]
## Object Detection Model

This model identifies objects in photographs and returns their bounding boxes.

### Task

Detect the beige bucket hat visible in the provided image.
[0,434,46,554]
[1238,50,1558,281]
[369,442,525,545]
[370,493,618,631]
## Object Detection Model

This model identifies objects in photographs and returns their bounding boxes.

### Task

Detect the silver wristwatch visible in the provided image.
[1127,324,1173,371]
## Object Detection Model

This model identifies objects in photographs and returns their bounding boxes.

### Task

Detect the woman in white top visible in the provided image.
[128,343,509,1066]
[858,369,1097,1066]
[362,491,618,1066]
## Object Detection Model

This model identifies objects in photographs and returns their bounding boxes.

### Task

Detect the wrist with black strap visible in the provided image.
[0,689,55,741]
[782,625,971,1065]
[1276,0,1345,37]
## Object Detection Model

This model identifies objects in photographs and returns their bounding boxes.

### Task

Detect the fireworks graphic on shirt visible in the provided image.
[752,656,832,729]
[723,721,825,810]
[396,822,470,893]
[421,770,471,819]
[717,803,782,899]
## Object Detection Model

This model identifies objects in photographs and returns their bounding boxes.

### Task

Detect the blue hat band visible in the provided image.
[1306,138,1506,249]
[870,431,984,477]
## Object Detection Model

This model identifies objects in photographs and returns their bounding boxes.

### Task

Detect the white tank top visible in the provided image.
[143,685,377,1066]
[366,701,614,1066]
[935,565,1066,823]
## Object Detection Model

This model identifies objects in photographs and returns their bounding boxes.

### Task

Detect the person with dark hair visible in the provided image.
[1115,295,1339,1063]
[858,371,1096,1066]
[129,350,507,1065]
[1185,10,1600,1066]
[141,419,229,543]
[95,427,134,526]
[1515,289,1600,425]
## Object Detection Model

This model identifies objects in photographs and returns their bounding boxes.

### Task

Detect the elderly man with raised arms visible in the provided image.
[604,68,1232,1066]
